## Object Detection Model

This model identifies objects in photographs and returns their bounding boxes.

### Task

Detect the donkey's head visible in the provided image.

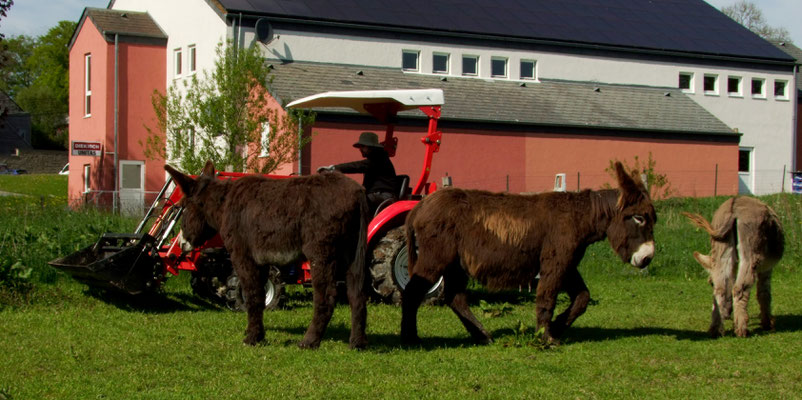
[606,162,656,268]
[165,161,220,248]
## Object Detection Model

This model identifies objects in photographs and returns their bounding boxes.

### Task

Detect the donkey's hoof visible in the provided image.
[473,336,493,345]
[401,335,422,346]
[298,339,321,349]
[349,337,368,350]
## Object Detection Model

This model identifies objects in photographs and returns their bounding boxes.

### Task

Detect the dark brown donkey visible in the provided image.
[166,161,369,349]
[402,162,656,345]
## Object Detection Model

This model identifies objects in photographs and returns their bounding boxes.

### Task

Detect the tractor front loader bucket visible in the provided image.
[49,233,163,294]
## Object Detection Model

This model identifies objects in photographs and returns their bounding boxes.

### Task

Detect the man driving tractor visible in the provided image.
[317,131,397,214]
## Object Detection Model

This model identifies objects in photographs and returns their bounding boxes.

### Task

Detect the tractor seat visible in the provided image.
[373,174,411,217]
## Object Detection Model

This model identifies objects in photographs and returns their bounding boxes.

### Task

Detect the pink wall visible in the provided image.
[68,18,165,208]
[307,121,738,198]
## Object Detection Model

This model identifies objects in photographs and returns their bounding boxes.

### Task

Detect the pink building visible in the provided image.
[68,9,166,212]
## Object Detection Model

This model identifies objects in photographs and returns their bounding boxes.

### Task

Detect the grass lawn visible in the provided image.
[0,174,68,199]
[0,191,800,399]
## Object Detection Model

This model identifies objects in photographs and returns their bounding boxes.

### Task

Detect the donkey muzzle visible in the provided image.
[630,241,655,268]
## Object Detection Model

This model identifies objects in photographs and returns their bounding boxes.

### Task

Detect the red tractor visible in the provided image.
[50,89,445,309]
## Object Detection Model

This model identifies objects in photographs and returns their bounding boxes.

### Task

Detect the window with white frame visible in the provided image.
[259,121,270,157]
[727,76,742,97]
[520,59,536,80]
[174,48,183,77]
[678,72,693,93]
[703,74,718,95]
[751,77,765,98]
[402,50,419,71]
[84,54,92,116]
[188,45,197,74]
[491,57,507,78]
[83,164,91,193]
[462,55,478,76]
[774,80,788,100]
[433,52,449,74]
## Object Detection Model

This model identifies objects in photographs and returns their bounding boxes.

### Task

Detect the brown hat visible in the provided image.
[353,132,383,148]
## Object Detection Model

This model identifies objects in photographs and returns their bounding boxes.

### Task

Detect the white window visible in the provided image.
[462,55,478,76]
[174,48,183,77]
[703,74,718,95]
[491,57,507,78]
[83,164,91,193]
[774,80,788,100]
[678,72,693,93]
[751,78,765,98]
[402,50,419,72]
[433,52,449,74]
[520,59,536,80]
[188,45,197,74]
[84,54,92,116]
[727,76,742,97]
[259,121,270,157]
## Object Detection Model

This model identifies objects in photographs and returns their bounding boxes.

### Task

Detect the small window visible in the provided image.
[774,80,788,100]
[727,76,742,97]
[433,52,449,74]
[174,48,183,76]
[402,50,419,71]
[260,122,270,157]
[738,149,751,172]
[751,78,765,98]
[491,57,507,78]
[679,72,693,92]
[83,164,91,193]
[462,55,478,76]
[520,59,536,80]
[703,74,718,95]
[84,54,92,116]
[188,45,197,74]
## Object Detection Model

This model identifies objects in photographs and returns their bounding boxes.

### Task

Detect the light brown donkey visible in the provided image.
[684,196,784,338]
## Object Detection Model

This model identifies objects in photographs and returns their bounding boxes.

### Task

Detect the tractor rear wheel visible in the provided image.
[225,266,284,311]
[369,226,443,305]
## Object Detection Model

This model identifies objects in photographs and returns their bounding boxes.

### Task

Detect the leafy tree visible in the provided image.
[0,0,12,43]
[2,21,75,149]
[0,35,35,97]
[721,0,792,42]
[144,41,313,174]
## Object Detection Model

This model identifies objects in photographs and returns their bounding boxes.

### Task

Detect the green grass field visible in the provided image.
[0,178,800,399]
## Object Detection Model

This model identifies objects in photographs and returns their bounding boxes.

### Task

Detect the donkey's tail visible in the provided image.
[354,192,369,281]
[405,204,419,271]
[682,211,735,242]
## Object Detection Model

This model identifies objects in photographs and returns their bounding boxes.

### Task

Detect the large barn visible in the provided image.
[67,0,798,211]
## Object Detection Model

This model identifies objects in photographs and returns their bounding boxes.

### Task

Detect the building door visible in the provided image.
[738,147,753,194]
[119,160,144,216]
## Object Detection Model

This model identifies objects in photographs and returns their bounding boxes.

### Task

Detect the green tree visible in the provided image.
[0,35,35,96]
[0,0,12,43]
[605,152,674,200]
[144,41,313,174]
[721,0,792,42]
[7,21,76,149]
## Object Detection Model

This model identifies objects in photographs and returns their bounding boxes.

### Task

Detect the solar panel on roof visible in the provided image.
[218,0,794,62]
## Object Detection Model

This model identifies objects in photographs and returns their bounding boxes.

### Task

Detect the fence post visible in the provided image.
[714,164,718,197]
[506,175,509,192]
[577,171,580,191]
[782,165,786,193]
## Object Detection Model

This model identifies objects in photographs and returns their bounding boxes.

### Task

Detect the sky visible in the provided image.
[0,0,801,46]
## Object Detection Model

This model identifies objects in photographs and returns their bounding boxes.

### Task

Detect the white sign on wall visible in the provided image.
[71,141,102,156]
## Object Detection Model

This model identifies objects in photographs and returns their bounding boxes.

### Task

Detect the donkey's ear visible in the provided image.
[614,162,645,208]
[165,164,196,197]
[202,160,216,177]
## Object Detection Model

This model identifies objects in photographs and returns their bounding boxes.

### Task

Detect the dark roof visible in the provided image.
[85,8,166,38]
[0,91,24,115]
[267,62,734,136]
[218,0,793,63]
[770,40,802,96]
[69,8,166,49]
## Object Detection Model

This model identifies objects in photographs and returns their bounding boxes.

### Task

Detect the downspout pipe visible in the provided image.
[113,33,119,214]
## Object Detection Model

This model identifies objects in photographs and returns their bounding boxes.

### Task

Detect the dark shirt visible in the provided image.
[333,148,397,194]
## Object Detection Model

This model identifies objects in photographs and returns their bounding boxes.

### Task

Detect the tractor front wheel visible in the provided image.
[370,226,443,305]
[225,266,284,311]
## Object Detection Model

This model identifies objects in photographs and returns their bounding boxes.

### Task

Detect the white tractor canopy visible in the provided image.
[286,89,444,114]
